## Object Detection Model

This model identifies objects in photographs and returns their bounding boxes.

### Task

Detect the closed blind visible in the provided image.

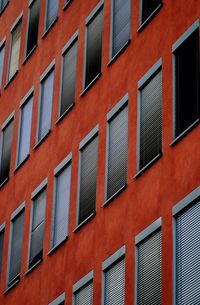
[0,45,5,88]
[52,164,71,247]
[8,21,22,80]
[8,210,24,284]
[46,0,58,30]
[139,70,162,170]
[176,199,200,304]
[78,136,98,224]
[105,258,125,305]
[75,282,93,305]
[60,39,78,116]
[112,0,130,57]
[29,189,46,268]
[18,97,33,165]
[137,230,162,305]
[107,105,128,199]
[0,230,4,278]
[26,0,40,56]
[85,8,103,87]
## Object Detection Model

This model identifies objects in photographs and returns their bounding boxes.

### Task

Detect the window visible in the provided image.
[48,292,65,305]
[0,40,5,89]
[28,179,47,270]
[172,21,199,140]
[105,95,128,201]
[77,126,98,226]
[44,0,58,32]
[25,0,40,58]
[140,0,162,24]
[16,89,33,167]
[83,1,103,89]
[50,153,72,250]
[37,62,54,143]
[7,16,22,82]
[73,271,93,305]
[7,203,25,287]
[110,0,130,59]
[0,0,8,12]
[59,32,78,118]
[173,186,200,305]
[135,218,162,305]
[102,246,125,305]
[0,113,14,186]
[0,223,5,280]
[137,59,162,172]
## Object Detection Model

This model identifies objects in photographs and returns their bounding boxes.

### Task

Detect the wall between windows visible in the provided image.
[0,0,199,304]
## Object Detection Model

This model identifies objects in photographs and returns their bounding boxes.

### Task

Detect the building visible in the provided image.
[0,0,199,304]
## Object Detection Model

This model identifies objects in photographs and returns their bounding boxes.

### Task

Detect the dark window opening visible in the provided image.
[26,0,40,57]
[141,0,162,24]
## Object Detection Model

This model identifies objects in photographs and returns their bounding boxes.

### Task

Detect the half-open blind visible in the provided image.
[78,135,98,224]
[107,105,128,200]
[112,0,130,57]
[18,97,33,165]
[8,21,22,80]
[29,189,46,267]
[8,210,24,284]
[26,0,40,56]
[105,258,125,305]
[176,199,200,304]
[137,230,162,305]
[141,0,162,24]
[60,39,78,116]
[139,70,162,170]
[0,45,5,88]
[0,119,14,185]
[52,164,71,247]
[85,8,103,88]
[75,282,93,305]
[38,69,54,141]
[46,0,58,30]
[0,230,4,278]
[175,29,199,138]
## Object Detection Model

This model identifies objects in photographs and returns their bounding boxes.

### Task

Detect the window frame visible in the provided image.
[0,222,5,281]
[172,186,200,305]
[134,217,162,305]
[139,0,163,30]
[0,37,6,89]
[44,0,59,35]
[172,19,199,144]
[48,292,65,305]
[72,270,94,305]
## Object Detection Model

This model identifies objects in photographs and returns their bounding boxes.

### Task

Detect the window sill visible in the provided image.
[14,154,30,173]
[63,0,72,10]
[23,44,38,65]
[102,184,127,207]
[134,153,162,178]
[0,177,9,189]
[0,1,9,16]
[42,16,58,39]
[47,237,68,255]
[137,3,163,33]
[80,73,101,97]
[170,119,200,146]
[4,276,20,294]
[56,103,74,125]
[25,259,42,276]
[4,70,19,90]
[73,212,96,233]
[107,40,131,67]
[34,129,51,150]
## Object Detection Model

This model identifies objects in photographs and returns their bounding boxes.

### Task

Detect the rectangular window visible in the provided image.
[0,114,14,185]
[28,181,46,269]
[135,219,162,305]
[105,95,128,201]
[0,41,5,89]
[137,59,162,172]
[0,0,8,12]
[16,90,33,166]
[7,204,25,287]
[59,34,78,118]
[7,18,22,82]
[102,246,125,305]
[45,0,58,31]
[173,189,200,305]
[50,154,72,249]
[84,2,103,89]
[37,63,54,143]
[173,22,199,139]
[25,0,40,58]
[73,271,93,305]
[140,0,162,24]
[0,223,5,280]
[77,126,98,226]
[110,0,130,59]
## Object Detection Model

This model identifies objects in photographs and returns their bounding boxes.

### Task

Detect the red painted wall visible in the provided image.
[0,0,199,304]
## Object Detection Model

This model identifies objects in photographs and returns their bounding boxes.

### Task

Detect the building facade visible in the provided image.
[0,0,199,304]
